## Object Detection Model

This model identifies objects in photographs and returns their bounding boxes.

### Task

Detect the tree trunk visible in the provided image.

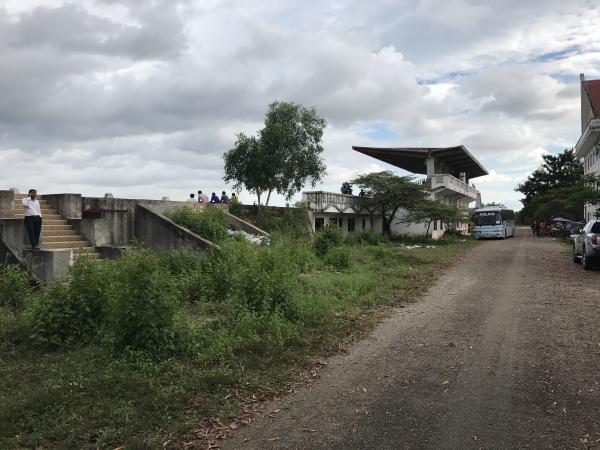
[265,189,273,207]
[426,221,431,240]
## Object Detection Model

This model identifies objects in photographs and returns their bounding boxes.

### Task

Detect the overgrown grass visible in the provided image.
[0,235,475,449]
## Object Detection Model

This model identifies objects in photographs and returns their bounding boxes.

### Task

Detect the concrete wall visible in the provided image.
[223,211,269,237]
[0,190,15,219]
[44,193,82,219]
[22,249,72,282]
[134,204,217,254]
[309,212,383,235]
[0,219,25,260]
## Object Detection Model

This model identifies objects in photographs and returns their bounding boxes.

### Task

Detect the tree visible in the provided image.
[340,182,353,195]
[401,201,469,240]
[224,101,327,207]
[351,171,429,236]
[515,148,597,223]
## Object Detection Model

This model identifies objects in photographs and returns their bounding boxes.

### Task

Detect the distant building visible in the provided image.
[575,73,600,221]
[303,145,488,239]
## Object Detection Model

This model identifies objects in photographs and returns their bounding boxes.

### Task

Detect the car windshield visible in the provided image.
[591,222,600,233]
[474,211,501,226]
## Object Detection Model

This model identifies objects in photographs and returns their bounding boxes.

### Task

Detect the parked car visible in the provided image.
[571,220,600,270]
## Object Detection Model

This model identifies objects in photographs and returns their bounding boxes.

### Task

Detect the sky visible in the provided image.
[1,0,599,210]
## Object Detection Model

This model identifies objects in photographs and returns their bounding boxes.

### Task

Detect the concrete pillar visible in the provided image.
[426,157,435,177]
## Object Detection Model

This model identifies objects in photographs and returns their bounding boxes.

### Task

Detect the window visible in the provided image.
[348,218,355,233]
[433,220,438,231]
[362,218,366,230]
[329,217,342,228]
[315,218,325,231]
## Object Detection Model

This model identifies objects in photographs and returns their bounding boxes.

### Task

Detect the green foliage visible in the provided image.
[0,264,30,308]
[323,247,351,270]
[159,249,204,276]
[28,258,111,346]
[351,171,429,235]
[401,200,469,239]
[314,226,344,257]
[345,230,388,246]
[168,207,228,242]
[223,101,327,206]
[110,250,183,353]
[515,148,597,223]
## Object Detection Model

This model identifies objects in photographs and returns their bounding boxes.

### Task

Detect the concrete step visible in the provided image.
[43,224,73,231]
[41,241,90,249]
[42,229,79,237]
[43,219,68,226]
[42,235,84,243]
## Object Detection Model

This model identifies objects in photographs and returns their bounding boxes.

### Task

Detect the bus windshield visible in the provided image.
[474,211,501,226]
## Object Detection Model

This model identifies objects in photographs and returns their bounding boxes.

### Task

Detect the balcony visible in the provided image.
[429,174,478,199]
[302,191,374,214]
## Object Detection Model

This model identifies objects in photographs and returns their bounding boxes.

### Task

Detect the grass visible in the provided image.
[0,238,475,449]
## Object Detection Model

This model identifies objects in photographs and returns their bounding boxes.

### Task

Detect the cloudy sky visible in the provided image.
[1,0,599,209]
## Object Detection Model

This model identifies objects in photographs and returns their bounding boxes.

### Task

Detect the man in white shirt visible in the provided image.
[197,190,209,204]
[22,188,42,249]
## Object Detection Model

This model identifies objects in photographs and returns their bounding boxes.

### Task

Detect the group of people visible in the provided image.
[531,220,548,237]
[187,190,240,205]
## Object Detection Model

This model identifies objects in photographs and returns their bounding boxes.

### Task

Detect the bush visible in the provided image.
[324,247,351,270]
[314,226,344,257]
[28,258,112,346]
[110,250,184,353]
[168,207,228,243]
[159,249,204,276]
[0,264,31,308]
[346,230,387,246]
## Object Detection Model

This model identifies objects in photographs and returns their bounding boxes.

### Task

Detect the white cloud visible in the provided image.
[0,0,594,210]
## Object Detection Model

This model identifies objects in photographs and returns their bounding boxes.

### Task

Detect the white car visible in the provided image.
[572,220,600,270]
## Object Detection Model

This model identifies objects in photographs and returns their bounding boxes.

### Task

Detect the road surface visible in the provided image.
[222,230,600,449]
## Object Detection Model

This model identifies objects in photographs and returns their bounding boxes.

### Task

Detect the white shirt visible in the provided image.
[186,198,196,203]
[198,193,209,203]
[22,197,42,217]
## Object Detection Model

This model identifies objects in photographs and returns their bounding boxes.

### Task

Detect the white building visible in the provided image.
[303,145,487,239]
[574,73,600,221]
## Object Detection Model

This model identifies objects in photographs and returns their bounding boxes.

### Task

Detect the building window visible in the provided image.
[315,217,325,231]
[433,220,438,231]
[348,218,355,233]
[329,217,342,228]
[362,218,366,230]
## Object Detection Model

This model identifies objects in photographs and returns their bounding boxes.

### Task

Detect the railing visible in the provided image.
[302,191,367,212]
[430,174,478,198]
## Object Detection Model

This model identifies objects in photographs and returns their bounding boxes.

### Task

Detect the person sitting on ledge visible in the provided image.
[197,190,209,204]
[231,193,240,205]
[186,193,196,202]
[220,191,230,204]
[210,192,221,203]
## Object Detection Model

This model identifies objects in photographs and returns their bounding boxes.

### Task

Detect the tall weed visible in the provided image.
[0,264,31,308]
[168,207,228,243]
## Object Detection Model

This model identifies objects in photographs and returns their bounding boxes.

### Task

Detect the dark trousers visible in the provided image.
[24,215,42,248]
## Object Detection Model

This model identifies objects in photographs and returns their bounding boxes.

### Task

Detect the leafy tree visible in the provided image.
[223,101,327,207]
[351,171,429,236]
[400,201,469,240]
[515,148,600,223]
[340,182,353,195]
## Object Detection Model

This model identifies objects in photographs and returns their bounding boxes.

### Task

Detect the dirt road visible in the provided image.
[222,230,600,449]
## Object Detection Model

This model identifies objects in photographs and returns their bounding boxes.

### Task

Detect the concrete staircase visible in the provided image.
[13,194,100,259]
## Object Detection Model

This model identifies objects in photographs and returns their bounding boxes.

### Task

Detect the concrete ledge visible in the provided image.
[134,204,218,254]
[22,249,72,282]
[223,211,270,237]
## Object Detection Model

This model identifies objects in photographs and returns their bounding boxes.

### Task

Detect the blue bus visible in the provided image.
[472,207,516,239]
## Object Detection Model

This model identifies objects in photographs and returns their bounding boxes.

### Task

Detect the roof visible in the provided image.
[584,79,600,117]
[352,145,489,179]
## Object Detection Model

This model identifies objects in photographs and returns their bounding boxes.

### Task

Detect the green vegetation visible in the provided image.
[516,148,600,222]
[0,234,474,449]
[167,207,229,242]
[223,101,327,208]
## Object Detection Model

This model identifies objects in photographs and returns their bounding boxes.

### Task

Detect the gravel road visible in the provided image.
[222,230,600,449]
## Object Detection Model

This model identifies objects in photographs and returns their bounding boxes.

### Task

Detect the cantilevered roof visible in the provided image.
[352,145,489,179]
[584,79,600,117]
